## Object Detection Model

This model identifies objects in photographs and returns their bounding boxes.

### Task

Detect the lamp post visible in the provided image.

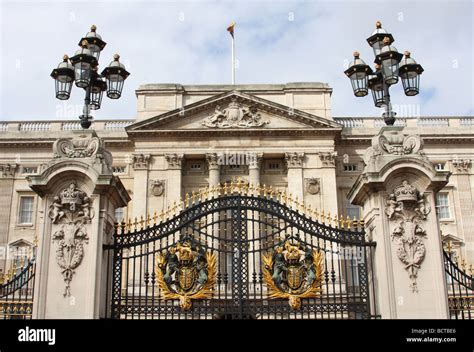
[50,25,130,129]
[344,21,424,126]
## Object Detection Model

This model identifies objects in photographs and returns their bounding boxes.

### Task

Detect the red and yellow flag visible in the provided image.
[227,22,235,38]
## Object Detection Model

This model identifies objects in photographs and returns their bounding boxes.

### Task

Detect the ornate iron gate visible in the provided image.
[0,256,36,319]
[105,183,377,319]
[444,249,474,319]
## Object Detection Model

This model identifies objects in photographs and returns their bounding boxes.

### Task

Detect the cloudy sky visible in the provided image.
[0,0,472,121]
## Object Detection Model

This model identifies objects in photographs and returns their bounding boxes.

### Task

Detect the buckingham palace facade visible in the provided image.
[0,82,473,319]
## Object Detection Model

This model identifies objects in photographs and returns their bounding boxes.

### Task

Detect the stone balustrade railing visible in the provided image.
[0,119,135,133]
[0,117,472,133]
[334,116,473,129]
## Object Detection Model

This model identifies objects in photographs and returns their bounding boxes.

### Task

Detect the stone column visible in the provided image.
[132,154,150,219]
[349,127,450,318]
[28,131,130,319]
[450,159,473,260]
[285,152,305,200]
[0,164,17,272]
[318,152,338,215]
[248,153,263,186]
[165,153,184,205]
[206,153,220,186]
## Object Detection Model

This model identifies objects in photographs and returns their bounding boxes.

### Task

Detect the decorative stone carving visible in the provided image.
[48,183,94,297]
[206,153,220,171]
[201,98,269,128]
[0,164,16,177]
[150,180,165,197]
[318,152,337,167]
[165,153,184,170]
[384,180,431,292]
[53,137,112,167]
[451,159,471,173]
[132,154,150,170]
[305,178,320,195]
[364,128,427,171]
[248,153,263,170]
[285,152,305,168]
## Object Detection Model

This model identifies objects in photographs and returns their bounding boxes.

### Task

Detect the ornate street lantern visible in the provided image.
[50,55,75,100]
[375,37,403,85]
[344,51,373,97]
[366,21,394,56]
[89,70,107,110]
[79,25,106,60]
[368,65,385,108]
[101,54,130,99]
[345,21,421,126]
[69,40,98,88]
[51,25,130,129]
[399,51,424,96]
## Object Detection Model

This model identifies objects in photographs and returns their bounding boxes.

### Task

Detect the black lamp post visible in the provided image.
[344,21,424,126]
[51,25,130,129]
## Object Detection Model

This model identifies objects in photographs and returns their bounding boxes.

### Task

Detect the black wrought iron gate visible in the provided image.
[104,185,377,319]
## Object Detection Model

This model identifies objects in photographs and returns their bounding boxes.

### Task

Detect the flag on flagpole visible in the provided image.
[227,22,235,38]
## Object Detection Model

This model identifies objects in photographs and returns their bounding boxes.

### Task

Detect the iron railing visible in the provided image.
[0,257,36,319]
[444,250,473,319]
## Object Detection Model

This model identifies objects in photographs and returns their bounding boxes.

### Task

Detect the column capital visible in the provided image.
[248,153,263,170]
[132,154,151,170]
[0,164,17,178]
[450,159,471,174]
[318,151,337,167]
[285,152,305,169]
[165,153,184,170]
[206,153,220,171]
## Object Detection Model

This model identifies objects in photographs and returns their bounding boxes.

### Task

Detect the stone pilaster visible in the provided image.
[248,152,263,186]
[0,164,16,270]
[132,154,151,218]
[349,126,450,318]
[450,159,473,259]
[28,131,130,319]
[285,152,304,200]
[165,153,184,205]
[206,153,220,186]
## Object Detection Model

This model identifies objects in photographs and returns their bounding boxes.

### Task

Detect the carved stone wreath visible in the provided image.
[49,183,94,297]
[384,180,431,292]
[305,178,320,195]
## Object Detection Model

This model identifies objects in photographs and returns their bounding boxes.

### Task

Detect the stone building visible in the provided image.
[0,82,473,318]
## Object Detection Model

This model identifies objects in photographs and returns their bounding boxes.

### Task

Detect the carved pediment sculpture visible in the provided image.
[384,180,431,292]
[48,183,94,297]
[201,98,269,129]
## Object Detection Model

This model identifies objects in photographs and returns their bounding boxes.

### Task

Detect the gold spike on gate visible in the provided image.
[153,210,158,225]
[446,241,453,254]
[320,210,325,224]
[191,191,197,205]
[184,193,190,208]
[159,210,165,223]
[469,264,473,276]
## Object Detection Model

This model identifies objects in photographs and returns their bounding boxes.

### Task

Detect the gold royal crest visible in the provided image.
[156,235,216,311]
[263,240,323,310]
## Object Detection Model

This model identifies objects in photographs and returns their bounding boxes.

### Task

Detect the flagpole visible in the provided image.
[231,31,235,85]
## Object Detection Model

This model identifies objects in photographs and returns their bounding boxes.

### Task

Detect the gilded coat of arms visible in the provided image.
[263,240,323,310]
[156,236,216,310]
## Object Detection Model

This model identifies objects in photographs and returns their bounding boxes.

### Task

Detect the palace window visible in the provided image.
[112,166,126,174]
[189,163,202,171]
[19,196,34,224]
[434,162,446,171]
[343,164,358,172]
[344,191,361,219]
[22,166,38,174]
[436,193,451,219]
[268,162,281,170]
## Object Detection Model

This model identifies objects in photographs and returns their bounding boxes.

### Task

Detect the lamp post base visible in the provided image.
[382,111,396,126]
[79,115,92,129]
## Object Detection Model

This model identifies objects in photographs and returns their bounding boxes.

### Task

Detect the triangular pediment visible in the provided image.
[127,90,341,135]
